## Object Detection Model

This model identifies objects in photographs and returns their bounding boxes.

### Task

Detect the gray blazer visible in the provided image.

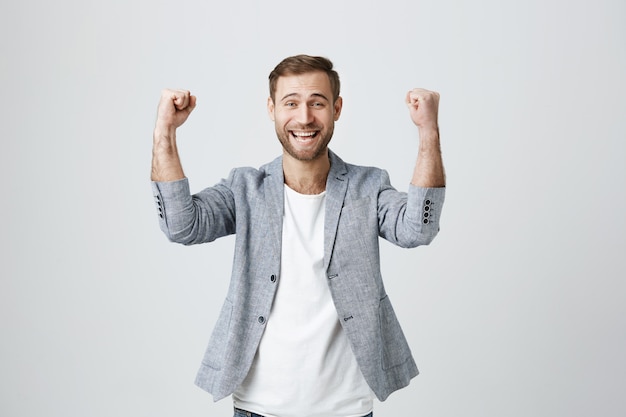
[151,150,445,402]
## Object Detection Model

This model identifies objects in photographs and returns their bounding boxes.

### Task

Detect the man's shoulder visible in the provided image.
[221,155,282,189]
[329,150,385,179]
[344,160,385,175]
[228,155,281,176]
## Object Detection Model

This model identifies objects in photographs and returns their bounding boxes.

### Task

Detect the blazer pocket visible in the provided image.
[201,299,233,370]
[379,295,412,370]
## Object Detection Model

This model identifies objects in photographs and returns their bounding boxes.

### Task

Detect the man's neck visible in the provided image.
[282,151,330,195]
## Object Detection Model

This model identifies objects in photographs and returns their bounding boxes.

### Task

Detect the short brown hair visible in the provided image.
[269,54,341,102]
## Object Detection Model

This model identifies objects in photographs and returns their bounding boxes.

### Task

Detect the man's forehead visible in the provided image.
[275,72,331,96]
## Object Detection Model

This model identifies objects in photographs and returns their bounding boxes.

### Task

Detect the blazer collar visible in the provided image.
[324,150,349,270]
[264,149,348,196]
[263,155,285,263]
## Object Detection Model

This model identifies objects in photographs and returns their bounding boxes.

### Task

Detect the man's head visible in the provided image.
[269,55,340,103]
[268,55,343,163]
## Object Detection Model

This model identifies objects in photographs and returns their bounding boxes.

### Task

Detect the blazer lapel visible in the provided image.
[264,155,285,260]
[324,150,349,271]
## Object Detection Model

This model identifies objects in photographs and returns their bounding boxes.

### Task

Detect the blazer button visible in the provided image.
[258,316,265,324]
[270,274,276,283]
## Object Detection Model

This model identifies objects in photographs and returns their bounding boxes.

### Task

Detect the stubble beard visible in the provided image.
[276,124,334,162]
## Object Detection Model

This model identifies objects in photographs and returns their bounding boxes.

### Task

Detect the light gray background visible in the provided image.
[1,0,624,416]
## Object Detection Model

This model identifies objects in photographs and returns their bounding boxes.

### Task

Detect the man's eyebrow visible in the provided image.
[310,93,330,102]
[279,92,330,102]
[280,93,299,102]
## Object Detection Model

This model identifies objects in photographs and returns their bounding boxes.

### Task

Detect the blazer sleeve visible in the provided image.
[376,169,445,248]
[151,171,237,245]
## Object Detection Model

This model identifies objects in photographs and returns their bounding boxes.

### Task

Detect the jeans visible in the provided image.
[234,408,373,417]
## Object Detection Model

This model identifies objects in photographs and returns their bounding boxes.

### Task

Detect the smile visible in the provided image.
[290,131,319,140]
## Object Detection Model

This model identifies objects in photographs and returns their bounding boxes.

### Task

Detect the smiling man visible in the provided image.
[151,55,446,417]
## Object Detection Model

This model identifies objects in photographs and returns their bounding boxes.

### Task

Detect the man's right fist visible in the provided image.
[155,89,197,132]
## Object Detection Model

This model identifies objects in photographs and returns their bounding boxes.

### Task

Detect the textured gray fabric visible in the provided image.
[151,150,445,402]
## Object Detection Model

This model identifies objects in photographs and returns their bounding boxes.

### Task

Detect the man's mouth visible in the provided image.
[290,130,319,141]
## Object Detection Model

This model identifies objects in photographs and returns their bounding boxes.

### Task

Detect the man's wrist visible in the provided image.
[417,124,439,138]
[153,123,177,142]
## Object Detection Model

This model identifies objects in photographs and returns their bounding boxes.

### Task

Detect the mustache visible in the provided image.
[286,123,323,131]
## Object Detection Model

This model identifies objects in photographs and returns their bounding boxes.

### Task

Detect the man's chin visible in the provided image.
[283,146,328,162]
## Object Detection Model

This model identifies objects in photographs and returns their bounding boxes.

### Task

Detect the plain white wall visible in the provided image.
[1,0,625,416]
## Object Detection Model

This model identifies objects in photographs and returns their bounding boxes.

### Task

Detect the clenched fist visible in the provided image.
[155,89,197,132]
[151,89,196,181]
[406,88,439,130]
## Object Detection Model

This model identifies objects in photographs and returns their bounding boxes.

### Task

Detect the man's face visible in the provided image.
[268,71,342,162]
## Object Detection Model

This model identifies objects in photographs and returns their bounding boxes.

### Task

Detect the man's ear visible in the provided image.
[333,96,343,121]
[267,97,275,121]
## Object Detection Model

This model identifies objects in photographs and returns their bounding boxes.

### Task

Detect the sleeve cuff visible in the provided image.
[407,185,445,227]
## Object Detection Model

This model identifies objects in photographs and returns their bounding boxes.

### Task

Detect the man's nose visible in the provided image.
[296,105,314,125]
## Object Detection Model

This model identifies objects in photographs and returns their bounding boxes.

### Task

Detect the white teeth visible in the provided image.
[293,131,315,137]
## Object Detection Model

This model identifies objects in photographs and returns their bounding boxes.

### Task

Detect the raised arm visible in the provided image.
[151,89,197,182]
[406,88,446,188]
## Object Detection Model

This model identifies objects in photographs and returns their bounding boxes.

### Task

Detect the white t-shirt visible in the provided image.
[233,185,373,417]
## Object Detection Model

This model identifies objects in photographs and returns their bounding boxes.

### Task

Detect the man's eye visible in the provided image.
[311,102,324,107]
[285,102,296,107]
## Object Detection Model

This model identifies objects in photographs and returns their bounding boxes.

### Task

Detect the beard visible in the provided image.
[275,123,334,162]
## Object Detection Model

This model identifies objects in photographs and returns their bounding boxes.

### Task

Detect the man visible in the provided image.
[151,55,445,417]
